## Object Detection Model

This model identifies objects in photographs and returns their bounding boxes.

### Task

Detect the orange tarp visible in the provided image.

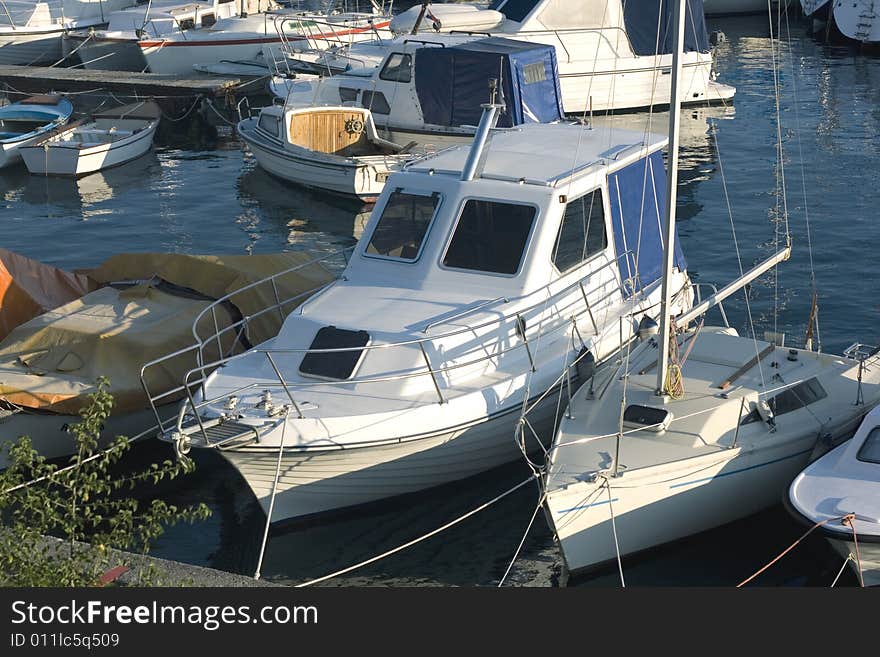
[0,249,94,342]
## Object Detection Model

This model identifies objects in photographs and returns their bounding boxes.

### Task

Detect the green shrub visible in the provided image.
[0,377,211,586]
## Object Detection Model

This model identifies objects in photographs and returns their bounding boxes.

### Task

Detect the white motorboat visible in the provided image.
[271,35,567,151]
[540,0,880,580]
[136,0,390,75]
[253,36,566,198]
[0,0,136,65]
[0,94,74,169]
[64,0,272,71]
[147,99,694,523]
[238,105,420,202]
[385,0,735,113]
[0,250,335,469]
[20,101,161,177]
[800,0,879,44]
[788,401,880,586]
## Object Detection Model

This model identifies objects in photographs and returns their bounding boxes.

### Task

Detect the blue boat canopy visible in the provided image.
[414,37,565,128]
[622,0,710,56]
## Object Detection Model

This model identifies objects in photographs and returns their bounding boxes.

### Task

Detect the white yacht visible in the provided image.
[0,0,136,65]
[539,0,880,579]
[788,400,880,586]
[146,104,693,523]
[64,0,272,71]
[386,0,735,112]
[137,0,390,75]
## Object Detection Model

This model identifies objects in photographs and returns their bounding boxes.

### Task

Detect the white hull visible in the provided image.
[828,537,880,586]
[222,396,558,521]
[140,37,282,74]
[547,432,835,576]
[555,56,733,113]
[0,406,164,470]
[0,30,63,65]
[238,118,408,201]
[1,128,68,169]
[20,121,158,177]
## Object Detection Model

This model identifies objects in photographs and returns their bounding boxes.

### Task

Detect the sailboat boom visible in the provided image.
[677,246,792,327]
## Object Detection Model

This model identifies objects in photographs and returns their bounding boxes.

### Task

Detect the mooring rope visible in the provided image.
[737,514,856,587]
[294,474,538,587]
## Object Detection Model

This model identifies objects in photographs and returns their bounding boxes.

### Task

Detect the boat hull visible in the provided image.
[219,397,558,523]
[20,121,159,177]
[239,122,399,202]
[0,31,64,65]
[0,406,164,470]
[827,536,880,586]
[64,34,147,71]
[546,432,843,577]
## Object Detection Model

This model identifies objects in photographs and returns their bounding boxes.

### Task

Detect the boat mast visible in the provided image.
[655,0,687,396]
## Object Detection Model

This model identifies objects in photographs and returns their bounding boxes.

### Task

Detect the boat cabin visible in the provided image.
[281,117,688,381]
[391,0,711,58]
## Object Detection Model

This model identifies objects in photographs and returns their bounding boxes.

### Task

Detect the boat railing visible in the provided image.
[139,247,353,430]
[691,283,729,327]
[143,250,678,443]
[270,12,386,75]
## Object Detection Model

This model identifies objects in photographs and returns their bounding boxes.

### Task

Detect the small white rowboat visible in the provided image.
[20,101,161,177]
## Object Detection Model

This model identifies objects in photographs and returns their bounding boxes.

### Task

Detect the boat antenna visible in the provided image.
[460,79,505,182]
[655,0,686,397]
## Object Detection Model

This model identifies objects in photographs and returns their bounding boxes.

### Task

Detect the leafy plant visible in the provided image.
[0,377,210,586]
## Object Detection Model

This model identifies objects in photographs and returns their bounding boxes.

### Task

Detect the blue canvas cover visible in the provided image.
[609,150,687,298]
[414,37,565,128]
[622,0,710,56]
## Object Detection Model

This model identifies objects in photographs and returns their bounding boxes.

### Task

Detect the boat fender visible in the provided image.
[755,399,776,429]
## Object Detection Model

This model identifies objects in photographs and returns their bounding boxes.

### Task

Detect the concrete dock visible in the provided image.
[0,65,250,98]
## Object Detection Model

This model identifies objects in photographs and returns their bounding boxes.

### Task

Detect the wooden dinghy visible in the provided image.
[20,101,161,177]
[237,105,418,202]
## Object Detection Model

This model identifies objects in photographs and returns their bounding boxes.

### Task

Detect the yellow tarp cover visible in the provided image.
[0,249,94,342]
[0,252,333,415]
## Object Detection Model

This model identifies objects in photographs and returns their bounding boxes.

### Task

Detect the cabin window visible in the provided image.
[339,87,359,103]
[365,190,439,261]
[299,326,370,381]
[488,0,541,22]
[179,18,195,30]
[362,90,391,115]
[522,62,546,84]
[740,378,828,425]
[201,13,216,28]
[379,53,412,83]
[257,112,280,138]
[552,189,608,273]
[857,426,880,464]
[443,200,536,275]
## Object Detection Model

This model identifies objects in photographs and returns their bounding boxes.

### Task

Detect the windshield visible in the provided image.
[365,191,439,261]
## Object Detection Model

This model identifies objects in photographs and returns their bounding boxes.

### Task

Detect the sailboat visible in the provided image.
[539,0,880,578]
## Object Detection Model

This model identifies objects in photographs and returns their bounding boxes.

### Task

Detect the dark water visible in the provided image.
[0,14,873,586]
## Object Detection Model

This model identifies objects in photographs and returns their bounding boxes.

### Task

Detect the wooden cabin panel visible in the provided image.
[289,110,373,156]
